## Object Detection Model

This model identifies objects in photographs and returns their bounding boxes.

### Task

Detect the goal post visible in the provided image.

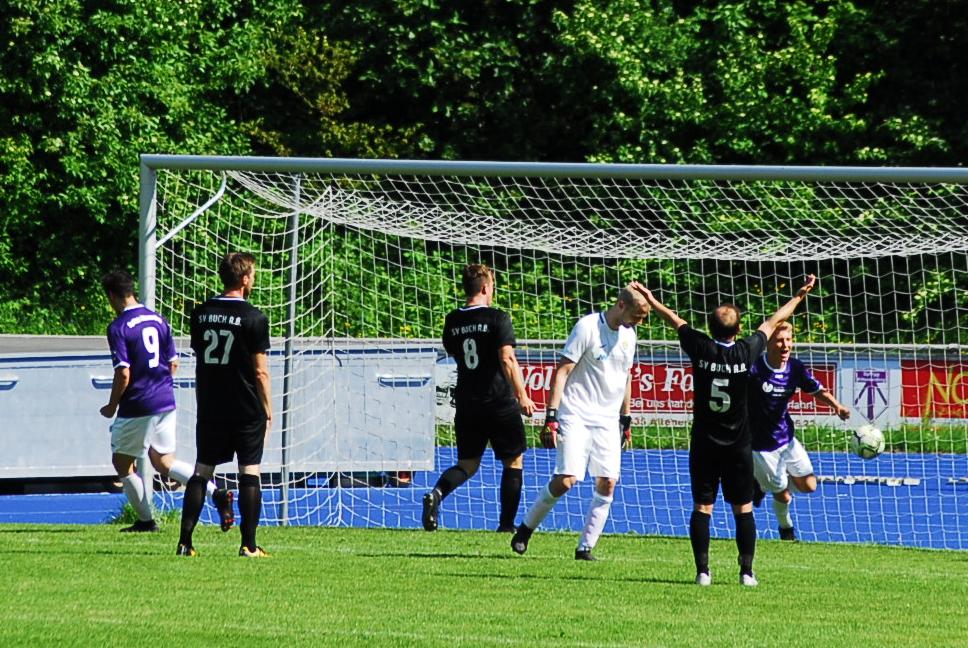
[139,155,968,548]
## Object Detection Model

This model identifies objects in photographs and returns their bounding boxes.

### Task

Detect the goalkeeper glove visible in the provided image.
[620,414,632,450]
[540,408,559,449]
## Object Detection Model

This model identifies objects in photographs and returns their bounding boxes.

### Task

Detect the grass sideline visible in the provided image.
[1,525,965,647]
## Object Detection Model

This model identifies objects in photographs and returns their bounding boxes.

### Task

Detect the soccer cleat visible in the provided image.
[421,490,440,531]
[496,524,516,533]
[695,571,712,586]
[779,526,797,542]
[752,481,766,508]
[740,572,759,587]
[120,519,159,533]
[213,488,235,532]
[510,524,533,555]
[574,548,598,561]
[239,545,270,558]
[175,543,198,557]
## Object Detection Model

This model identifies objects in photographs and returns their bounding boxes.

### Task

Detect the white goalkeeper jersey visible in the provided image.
[557,312,636,424]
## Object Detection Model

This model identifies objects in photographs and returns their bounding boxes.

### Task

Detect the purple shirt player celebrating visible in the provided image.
[749,321,850,541]
[100,270,232,533]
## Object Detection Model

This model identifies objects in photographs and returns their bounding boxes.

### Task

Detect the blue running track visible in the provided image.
[1,449,965,550]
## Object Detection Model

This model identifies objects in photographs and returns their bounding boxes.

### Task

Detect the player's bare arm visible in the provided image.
[499,345,536,416]
[99,366,130,418]
[817,389,850,420]
[620,372,633,449]
[631,283,687,330]
[541,358,575,448]
[252,351,272,430]
[758,274,817,338]
[169,358,179,376]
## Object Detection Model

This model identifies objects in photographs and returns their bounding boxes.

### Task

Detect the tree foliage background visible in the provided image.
[1,0,965,335]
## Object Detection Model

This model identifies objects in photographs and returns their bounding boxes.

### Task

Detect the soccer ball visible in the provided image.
[850,424,885,460]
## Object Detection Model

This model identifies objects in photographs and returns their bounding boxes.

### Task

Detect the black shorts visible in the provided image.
[689,434,754,506]
[196,418,267,467]
[454,404,526,461]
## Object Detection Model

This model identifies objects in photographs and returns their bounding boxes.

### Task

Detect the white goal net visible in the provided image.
[141,156,968,549]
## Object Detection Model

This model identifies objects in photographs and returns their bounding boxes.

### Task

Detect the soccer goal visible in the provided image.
[140,155,968,549]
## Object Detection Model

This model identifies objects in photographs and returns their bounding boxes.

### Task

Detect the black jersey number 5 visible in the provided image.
[202,329,235,365]
[710,377,731,412]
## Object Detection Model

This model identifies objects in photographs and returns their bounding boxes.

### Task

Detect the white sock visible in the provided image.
[578,492,613,550]
[773,498,793,529]
[167,460,216,499]
[523,484,560,530]
[121,474,153,522]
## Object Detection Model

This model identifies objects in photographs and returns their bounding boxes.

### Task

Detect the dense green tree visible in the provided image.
[0,0,298,333]
[0,0,965,335]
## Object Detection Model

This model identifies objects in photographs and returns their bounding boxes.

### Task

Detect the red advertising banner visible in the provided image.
[521,362,836,414]
[901,360,968,418]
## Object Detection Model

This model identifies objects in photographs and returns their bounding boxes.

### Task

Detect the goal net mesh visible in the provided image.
[146,160,968,549]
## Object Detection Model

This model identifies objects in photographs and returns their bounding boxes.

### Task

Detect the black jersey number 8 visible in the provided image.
[462,338,479,369]
[203,329,235,365]
[710,378,731,412]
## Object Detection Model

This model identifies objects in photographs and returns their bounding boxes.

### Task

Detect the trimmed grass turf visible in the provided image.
[1,524,965,647]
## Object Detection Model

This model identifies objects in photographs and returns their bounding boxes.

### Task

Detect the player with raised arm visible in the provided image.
[511,284,649,560]
[423,264,536,533]
[177,252,272,558]
[749,321,851,541]
[634,275,815,586]
[99,270,233,533]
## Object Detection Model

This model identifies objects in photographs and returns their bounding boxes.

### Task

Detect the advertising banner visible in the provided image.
[437,357,837,424]
[901,360,968,419]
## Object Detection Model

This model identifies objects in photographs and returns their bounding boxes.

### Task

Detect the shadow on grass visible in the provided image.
[441,570,692,586]
[0,527,87,534]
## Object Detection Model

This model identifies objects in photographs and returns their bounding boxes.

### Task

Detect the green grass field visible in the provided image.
[1,525,966,647]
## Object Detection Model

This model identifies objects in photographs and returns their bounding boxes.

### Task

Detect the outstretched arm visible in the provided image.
[631,282,687,330]
[758,275,816,339]
[813,389,850,421]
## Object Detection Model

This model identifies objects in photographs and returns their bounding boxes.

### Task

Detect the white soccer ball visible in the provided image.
[850,424,885,460]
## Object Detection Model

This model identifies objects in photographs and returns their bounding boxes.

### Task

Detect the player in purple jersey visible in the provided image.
[749,322,850,541]
[635,276,815,587]
[100,270,233,533]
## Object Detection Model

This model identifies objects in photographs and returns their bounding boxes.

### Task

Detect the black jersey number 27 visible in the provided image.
[202,329,235,365]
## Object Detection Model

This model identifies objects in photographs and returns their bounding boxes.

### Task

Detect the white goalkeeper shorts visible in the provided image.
[753,437,814,493]
[110,409,177,457]
[554,414,621,481]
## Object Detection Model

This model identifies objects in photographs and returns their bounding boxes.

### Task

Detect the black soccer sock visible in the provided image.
[178,475,208,547]
[734,511,757,575]
[238,473,262,551]
[689,510,712,574]
[498,467,523,529]
[433,466,470,500]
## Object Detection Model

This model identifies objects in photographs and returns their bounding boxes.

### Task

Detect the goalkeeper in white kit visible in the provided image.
[511,284,650,560]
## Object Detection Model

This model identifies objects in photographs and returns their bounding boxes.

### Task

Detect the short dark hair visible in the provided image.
[707,303,741,340]
[101,270,135,299]
[218,252,256,290]
[461,263,493,298]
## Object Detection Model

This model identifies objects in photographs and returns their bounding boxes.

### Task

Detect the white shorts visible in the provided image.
[110,409,177,457]
[554,414,621,481]
[753,437,814,493]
